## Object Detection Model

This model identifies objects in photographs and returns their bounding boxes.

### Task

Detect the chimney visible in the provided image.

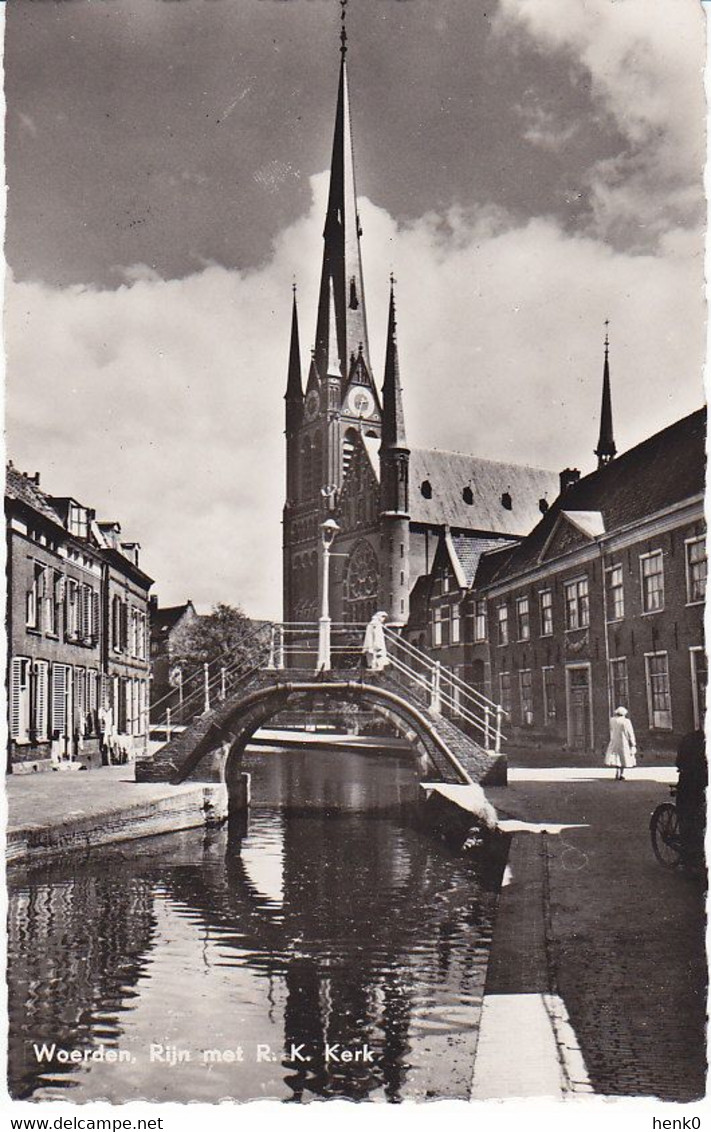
[559,468,581,495]
[120,541,141,568]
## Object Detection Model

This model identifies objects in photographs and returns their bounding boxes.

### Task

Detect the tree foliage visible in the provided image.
[170,602,255,677]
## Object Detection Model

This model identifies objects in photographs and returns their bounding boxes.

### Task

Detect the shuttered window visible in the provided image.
[51,664,69,737]
[34,660,49,742]
[10,657,31,741]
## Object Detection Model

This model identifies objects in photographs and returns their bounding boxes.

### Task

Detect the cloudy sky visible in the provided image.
[5,0,706,618]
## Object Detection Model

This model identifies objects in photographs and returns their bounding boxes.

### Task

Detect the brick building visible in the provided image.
[6,465,153,772]
[148,599,198,723]
[425,408,706,755]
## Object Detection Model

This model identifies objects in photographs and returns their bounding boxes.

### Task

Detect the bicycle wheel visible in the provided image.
[650,802,682,869]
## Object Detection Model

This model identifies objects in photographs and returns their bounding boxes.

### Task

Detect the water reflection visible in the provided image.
[8,748,499,1102]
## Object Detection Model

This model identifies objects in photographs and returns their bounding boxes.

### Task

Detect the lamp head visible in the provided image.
[321,518,340,548]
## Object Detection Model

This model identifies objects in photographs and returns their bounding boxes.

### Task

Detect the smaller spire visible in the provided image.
[285,285,304,434]
[381,276,408,451]
[595,319,617,469]
[285,285,303,403]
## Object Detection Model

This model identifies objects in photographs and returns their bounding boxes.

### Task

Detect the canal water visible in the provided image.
[8,747,500,1103]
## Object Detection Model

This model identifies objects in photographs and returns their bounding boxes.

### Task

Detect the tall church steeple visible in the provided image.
[595,322,617,469]
[313,7,371,382]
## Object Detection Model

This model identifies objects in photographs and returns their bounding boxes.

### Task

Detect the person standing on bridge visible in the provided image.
[362,611,389,672]
[604,706,637,781]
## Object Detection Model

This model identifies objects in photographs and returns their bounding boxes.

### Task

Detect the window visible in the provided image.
[519,669,533,724]
[564,576,589,630]
[685,538,706,604]
[540,590,553,637]
[51,663,70,738]
[474,600,488,642]
[9,657,31,742]
[34,660,49,742]
[609,657,629,711]
[440,605,450,647]
[451,604,460,644]
[605,564,624,621]
[516,597,530,641]
[690,647,707,730]
[640,551,664,613]
[499,671,512,715]
[542,666,556,724]
[645,652,672,730]
[433,606,442,647]
[442,572,450,595]
[65,579,79,639]
[26,562,45,630]
[49,571,63,636]
[497,604,509,646]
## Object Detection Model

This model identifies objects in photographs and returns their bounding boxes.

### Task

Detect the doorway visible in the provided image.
[566,664,593,751]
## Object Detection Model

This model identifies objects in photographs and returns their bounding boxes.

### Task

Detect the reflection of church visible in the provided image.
[282,26,559,626]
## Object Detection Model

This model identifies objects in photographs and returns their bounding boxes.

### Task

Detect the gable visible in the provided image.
[539,512,600,563]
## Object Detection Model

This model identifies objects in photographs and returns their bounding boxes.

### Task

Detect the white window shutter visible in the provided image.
[35,661,49,742]
[52,664,67,736]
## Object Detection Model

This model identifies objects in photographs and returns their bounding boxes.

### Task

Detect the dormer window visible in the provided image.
[420,480,432,499]
[501,491,512,511]
[462,485,473,505]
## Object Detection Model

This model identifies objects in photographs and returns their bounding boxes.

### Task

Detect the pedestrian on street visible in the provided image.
[604,706,637,780]
[362,611,389,671]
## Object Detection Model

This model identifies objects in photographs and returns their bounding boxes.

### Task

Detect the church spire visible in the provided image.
[595,321,617,469]
[381,276,408,451]
[284,284,303,434]
[313,6,371,381]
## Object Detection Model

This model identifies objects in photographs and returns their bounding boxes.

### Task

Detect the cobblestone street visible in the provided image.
[487,756,706,1101]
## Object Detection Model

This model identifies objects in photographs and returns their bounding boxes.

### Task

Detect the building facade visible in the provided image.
[149,599,199,724]
[425,409,706,755]
[282,35,560,630]
[6,464,153,772]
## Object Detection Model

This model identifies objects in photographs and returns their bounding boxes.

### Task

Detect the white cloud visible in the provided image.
[6,173,704,618]
[496,0,706,246]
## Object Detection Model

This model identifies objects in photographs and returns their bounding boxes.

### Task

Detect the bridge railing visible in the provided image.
[268,621,506,753]
[149,621,273,740]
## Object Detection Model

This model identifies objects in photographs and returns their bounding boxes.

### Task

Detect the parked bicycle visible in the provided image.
[649,787,683,868]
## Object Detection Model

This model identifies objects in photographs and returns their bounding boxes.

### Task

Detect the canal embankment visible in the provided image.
[475,760,706,1102]
[6,765,226,866]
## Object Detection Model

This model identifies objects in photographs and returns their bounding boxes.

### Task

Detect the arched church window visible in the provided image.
[349,276,359,310]
[420,479,432,499]
[344,539,379,624]
[342,427,358,479]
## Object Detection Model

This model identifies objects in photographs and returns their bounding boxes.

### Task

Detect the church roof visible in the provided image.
[356,439,557,537]
[483,406,706,586]
[409,448,558,536]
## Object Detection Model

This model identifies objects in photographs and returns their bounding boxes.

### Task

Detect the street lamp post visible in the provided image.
[317,518,340,672]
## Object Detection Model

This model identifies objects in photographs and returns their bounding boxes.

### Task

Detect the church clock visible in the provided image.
[346,387,375,419]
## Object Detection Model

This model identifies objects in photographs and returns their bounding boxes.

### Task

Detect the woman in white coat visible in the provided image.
[604,706,637,781]
[362,611,389,671]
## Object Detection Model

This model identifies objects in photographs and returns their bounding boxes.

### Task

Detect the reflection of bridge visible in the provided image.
[140,625,507,788]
